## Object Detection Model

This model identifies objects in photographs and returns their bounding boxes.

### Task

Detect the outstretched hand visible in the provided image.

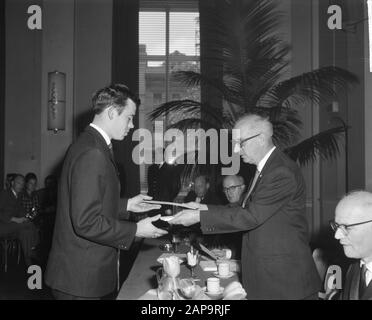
[135,214,168,238]
[168,209,200,227]
[127,194,161,213]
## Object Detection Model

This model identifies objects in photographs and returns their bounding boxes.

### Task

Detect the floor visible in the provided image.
[0,235,141,300]
[0,248,53,300]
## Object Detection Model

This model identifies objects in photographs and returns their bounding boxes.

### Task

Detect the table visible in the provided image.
[117,237,240,300]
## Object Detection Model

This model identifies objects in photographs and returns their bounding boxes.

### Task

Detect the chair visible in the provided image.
[312,248,340,300]
[0,234,21,272]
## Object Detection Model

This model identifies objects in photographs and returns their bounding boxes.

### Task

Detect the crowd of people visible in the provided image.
[0,173,57,267]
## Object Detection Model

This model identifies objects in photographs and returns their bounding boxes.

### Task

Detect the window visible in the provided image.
[139,0,200,192]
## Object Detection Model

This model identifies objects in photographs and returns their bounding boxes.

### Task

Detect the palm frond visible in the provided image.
[148,100,225,128]
[284,126,347,166]
[262,67,359,109]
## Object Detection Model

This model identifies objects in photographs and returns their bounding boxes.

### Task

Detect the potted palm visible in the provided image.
[149,0,358,183]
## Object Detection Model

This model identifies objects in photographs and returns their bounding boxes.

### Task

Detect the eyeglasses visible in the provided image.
[329,219,372,234]
[223,184,245,193]
[234,133,261,150]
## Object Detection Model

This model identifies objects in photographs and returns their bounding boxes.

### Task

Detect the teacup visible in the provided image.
[218,262,230,277]
[207,277,220,293]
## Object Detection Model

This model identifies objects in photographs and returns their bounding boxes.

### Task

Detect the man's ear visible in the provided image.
[107,106,116,120]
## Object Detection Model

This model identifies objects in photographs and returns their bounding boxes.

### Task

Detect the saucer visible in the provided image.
[203,287,224,300]
[213,271,235,279]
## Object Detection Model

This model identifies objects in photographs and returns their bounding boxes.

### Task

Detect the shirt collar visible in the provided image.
[257,146,276,172]
[90,123,111,146]
[360,260,372,273]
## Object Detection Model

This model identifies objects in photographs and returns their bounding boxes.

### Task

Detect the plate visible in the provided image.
[213,271,235,279]
[203,287,224,300]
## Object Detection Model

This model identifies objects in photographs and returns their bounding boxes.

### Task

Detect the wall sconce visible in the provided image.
[48,71,66,133]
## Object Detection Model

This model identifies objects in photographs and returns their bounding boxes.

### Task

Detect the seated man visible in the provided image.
[333,190,372,300]
[20,172,40,219]
[203,175,246,258]
[0,174,39,267]
[222,175,246,207]
[184,175,221,205]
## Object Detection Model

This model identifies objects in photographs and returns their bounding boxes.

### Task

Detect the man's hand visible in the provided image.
[168,210,200,227]
[10,217,28,224]
[127,194,161,213]
[135,214,168,238]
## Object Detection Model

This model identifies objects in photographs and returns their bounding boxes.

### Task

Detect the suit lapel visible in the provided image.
[243,149,279,203]
[361,281,372,300]
[348,263,361,300]
[85,126,120,177]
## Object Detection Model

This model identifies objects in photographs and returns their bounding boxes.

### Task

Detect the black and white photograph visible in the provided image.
[0,0,372,303]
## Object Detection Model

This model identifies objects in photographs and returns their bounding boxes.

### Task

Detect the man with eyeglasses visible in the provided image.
[171,114,320,299]
[222,175,246,206]
[332,191,372,300]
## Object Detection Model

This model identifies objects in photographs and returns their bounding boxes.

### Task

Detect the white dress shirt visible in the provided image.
[89,123,111,146]
[257,146,276,173]
[360,260,372,287]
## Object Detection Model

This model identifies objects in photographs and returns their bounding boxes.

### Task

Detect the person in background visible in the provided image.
[203,175,246,258]
[147,148,182,216]
[184,175,221,205]
[37,175,58,217]
[332,190,372,300]
[20,172,40,219]
[222,175,246,206]
[0,174,39,267]
[4,173,17,191]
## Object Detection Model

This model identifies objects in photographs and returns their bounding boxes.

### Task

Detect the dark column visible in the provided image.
[112,0,140,197]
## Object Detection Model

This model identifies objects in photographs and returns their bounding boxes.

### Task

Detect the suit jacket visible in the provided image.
[341,261,372,300]
[200,148,321,299]
[0,189,27,223]
[45,126,137,298]
[0,189,28,236]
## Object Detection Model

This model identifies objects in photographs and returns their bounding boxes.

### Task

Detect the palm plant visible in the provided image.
[149,0,358,180]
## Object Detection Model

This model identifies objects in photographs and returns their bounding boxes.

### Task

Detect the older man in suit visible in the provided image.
[45,84,167,300]
[333,191,372,300]
[170,114,320,299]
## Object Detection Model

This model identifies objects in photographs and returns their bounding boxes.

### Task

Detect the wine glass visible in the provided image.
[187,248,199,278]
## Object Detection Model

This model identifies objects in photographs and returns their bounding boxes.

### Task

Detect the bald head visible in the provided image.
[235,114,273,138]
[334,190,372,262]
[233,114,274,165]
[336,191,372,221]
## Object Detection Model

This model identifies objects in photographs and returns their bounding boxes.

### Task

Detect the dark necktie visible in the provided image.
[242,169,260,208]
[359,263,368,299]
[108,143,114,159]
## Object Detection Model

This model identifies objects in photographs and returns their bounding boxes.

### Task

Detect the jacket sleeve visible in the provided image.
[118,198,130,220]
[0,192,12,223]
[70,149,137,249]
[200,167,297,234]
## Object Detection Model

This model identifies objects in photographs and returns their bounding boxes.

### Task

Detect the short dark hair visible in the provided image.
[25,172,37,183]
[92,83,141,115]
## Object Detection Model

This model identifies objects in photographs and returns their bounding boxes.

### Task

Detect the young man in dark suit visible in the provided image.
[333,191,372,300]
[45,84,167,300]
[170,114,321,299]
